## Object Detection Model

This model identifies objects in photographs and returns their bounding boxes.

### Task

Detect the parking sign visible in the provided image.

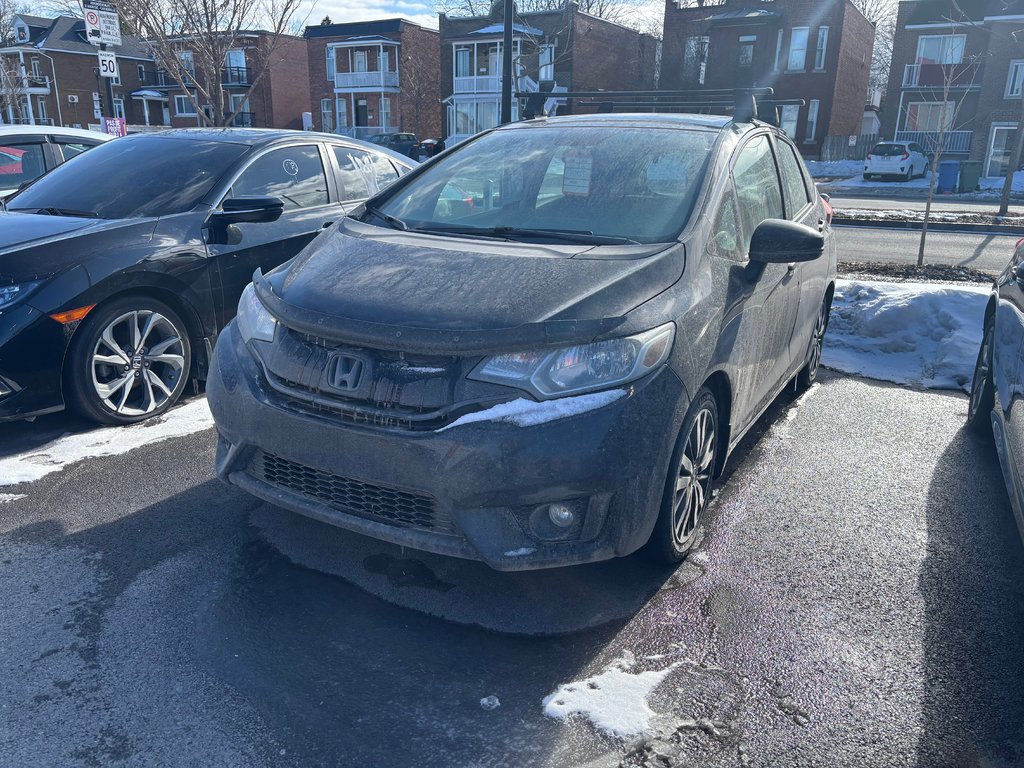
[83,0,122,46]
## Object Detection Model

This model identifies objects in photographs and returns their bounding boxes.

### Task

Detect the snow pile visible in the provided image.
[822,280,988,391]
[0,493,26,503]
[805,160,863,178]
[822,169,1024,194]
[833,207,1024,225]
[0,398,214,487]
[440,389,626,431]
[543,652,680,737]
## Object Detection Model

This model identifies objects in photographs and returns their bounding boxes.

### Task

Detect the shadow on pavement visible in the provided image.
[917,428,1024,766]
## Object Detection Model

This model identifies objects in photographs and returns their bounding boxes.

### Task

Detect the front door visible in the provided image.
[986,124,1018,177]
[355,98,368,127]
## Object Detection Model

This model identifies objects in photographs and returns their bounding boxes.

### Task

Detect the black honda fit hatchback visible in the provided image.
[208,114,836,570]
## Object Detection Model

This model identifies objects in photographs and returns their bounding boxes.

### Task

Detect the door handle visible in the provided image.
[817,218,826,232]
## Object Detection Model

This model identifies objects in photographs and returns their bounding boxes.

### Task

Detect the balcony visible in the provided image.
[334,71,399,90]
[902,61,984,89]
[231,112,255,127]
[24,74,50,94]
[6,117,55,125]
[222,67,250,86]
[151,69,196,89]
[895,130,973,154]
[454,75,501,94]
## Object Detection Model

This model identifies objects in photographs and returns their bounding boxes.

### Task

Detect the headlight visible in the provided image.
[469,323,675,399]
[236,282,278,343]
[0,280,42,311]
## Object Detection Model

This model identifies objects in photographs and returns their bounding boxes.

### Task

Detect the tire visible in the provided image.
[646,388,720,563]
[64,296,192,425]
[967,322,995,435]
[904,167,913,182]
[863,173,872,181]
[921,162,931,180]
[797,294,830,391]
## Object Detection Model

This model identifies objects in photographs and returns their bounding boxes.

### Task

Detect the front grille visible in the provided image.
[251,451,455,535]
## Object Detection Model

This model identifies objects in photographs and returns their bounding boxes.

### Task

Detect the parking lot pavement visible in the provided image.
[1,372,1022,767]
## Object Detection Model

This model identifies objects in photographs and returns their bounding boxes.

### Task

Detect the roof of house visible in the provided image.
[22,15,153,60]
[17,14,54,29]
[305,18,433,39]
[708,7,781,24]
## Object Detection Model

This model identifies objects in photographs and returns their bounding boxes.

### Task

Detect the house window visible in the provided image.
[178,50,194,72]
[774,29,784,71]
[905,101,954,131]
[1007,60,1024,98]
[915,34,965,65]
[326,45,336,77]
[337,97,347,128]
[175,95,196,115]
[788,27,809,71]
[780,104,800,138]
[113,98,124,119]
[814,27,829,70]
[684,35,709,85]
[30,58,41,77]
[380,97,391,129]
[806,99,819,142]
[321,98,333,132]
[137,64,146,81]
[738,35,756,67]
[36,96,47,121]
[539,44,555,81]
[381,49,389,72]
[353,50,367,73]
[455,47,471,78]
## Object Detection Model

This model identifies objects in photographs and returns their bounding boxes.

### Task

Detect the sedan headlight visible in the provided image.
[0,280,42,311]
[470,323,675,399]
[236,282,278,343]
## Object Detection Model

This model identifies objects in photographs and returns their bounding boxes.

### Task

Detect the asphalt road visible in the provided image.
[834,226,1017,275]
[2,371,1022,767]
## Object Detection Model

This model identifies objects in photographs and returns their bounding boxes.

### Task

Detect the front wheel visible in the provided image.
[797,294,830,391]
[967,322,995,435]
[646,389,719,563]
[65,296,192,425]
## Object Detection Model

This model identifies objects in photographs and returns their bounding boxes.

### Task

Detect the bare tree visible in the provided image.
[852,0,898,95]
[436,0,659,34]
[39,0,151,36]
[121,0,304,127]
[0,0,32,124]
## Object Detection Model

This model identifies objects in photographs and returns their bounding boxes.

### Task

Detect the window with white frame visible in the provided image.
[1007,60,1024,98]
[30,58,41,77]
[380,97,391,129]
[788,28,808,71]
[738,35,756,67]
[321,98,333,132]
[455,47,472,78]
[806,99,819,142]
[684,35,709,85]
[175,95,196,115]
[337,97,348,128]
[137,63,146,81]
[36,96,47,121]
[905,101,954,131]
[915,34,965,65]
[113,98,124,119]
[178,50,194,72]
[353,50,367,73]
[381,49,390,72]
[326,45,336,77]
[780,104,800,138]
[539,44,554,81]
[814,27,828,70]
[774,29,784,71]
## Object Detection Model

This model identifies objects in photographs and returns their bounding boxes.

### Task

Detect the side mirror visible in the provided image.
[749,219,824,264]
[210,196,284,225]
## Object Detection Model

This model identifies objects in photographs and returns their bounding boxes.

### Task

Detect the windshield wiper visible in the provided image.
[363,205,408,231]
[411,225,638,246]
[10,206,99,218]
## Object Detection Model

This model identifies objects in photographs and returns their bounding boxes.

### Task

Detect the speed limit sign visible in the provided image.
[97,49,118,79]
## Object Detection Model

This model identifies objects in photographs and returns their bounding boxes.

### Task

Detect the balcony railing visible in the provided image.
[5,117,55,125]
[24,74,50,92]
[231,112,255,127]
[337,125,397,140]
[895,130,973,154]
[222,66,250,85]
[454,75,501,93]
[334,71,399,89]
[902,61,984,88]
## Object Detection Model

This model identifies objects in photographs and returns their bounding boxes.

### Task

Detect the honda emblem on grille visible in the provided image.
[328,354,363,392]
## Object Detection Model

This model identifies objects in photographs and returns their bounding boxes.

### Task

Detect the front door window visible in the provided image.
[986,125,1019,177]
[229,145,329,210]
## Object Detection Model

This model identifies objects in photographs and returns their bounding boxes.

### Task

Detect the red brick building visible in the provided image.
[879,0,1024,177]
[660,0,875,157]
[439,2,659,145]
[305,18,441,140]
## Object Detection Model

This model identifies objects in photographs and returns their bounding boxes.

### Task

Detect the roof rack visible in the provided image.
[513,87,805,127]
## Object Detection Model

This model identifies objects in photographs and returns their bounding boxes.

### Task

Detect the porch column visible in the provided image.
[379,43,384,89]
[142,99,150,126]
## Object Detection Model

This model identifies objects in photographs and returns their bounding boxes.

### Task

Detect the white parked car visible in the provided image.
[863,141,931,181]
[0,125,111,198]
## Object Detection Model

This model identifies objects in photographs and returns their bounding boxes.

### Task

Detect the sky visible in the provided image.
[299,0,441,30]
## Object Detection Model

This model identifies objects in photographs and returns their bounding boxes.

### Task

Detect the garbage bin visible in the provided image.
[958,160,983,193]
[937,160,960,193]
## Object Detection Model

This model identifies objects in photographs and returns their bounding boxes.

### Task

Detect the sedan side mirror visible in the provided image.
[749,219,825,264]
[210,196,284,225]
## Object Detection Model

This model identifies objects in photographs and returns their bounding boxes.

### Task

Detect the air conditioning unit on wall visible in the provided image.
[68,94,79,104]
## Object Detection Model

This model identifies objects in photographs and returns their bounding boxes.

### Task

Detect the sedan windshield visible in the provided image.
[370,126,716,244]
[9,136,250,220]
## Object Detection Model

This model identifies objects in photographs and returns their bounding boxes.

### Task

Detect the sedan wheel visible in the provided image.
[648,388,719,563]
[797,294,830,390]
[66,297,192,425]
[967,322,995,435]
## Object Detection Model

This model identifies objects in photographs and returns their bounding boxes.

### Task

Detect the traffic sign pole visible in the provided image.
[101,43,116,119]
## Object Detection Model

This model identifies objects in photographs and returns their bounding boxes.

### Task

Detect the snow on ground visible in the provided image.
[0,493,26,503]
[820,169,1024,194]
[543,652,681,737]
[805,160,863,178]
[0,398,214,487]
[833,207,1024,224]
[439,389,627,431]
[822,280,989,392]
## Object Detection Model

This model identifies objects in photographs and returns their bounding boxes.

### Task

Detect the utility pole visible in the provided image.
[500,0,513,124]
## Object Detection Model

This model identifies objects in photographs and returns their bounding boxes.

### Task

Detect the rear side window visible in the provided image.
[332,147,374,202]
[871,143,905,156]
[230,145,329,210]
[733,135,784,251]
[55,140,100,162]
[0,142,47,189]
[775,140,812,216]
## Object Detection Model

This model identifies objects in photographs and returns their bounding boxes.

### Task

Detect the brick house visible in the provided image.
[439,2,659,145]
[660,0,875,157]
[305,18,441,140]
[879,0,1024,177]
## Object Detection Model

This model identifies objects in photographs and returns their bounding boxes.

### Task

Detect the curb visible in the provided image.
[832,218,1023,235]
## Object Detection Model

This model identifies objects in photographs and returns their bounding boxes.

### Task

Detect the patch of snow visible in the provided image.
[480,695,501,710]
[503,547,536,557]
[0,398,214,487]
[439,389,627,431]
[400,366,446,374]
[543,652,680,737]
[822,280,988,392]
[820,169,1024,194]
[0,493,26,503]
[805,160,863,179]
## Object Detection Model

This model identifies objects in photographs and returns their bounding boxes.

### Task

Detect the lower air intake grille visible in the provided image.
[252,451,454,534]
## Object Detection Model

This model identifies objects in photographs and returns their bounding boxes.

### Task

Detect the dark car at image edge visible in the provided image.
[208,113,837,571]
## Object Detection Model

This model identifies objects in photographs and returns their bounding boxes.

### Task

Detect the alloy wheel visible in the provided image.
[808,300,828,379]
[90,310,186,416]
[672,406,716,547]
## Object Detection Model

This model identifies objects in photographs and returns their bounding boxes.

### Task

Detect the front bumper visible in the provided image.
[209,321,688,571]
[0,303,69,421]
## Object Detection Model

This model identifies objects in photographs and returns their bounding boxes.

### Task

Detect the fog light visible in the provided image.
[548,503,576,528]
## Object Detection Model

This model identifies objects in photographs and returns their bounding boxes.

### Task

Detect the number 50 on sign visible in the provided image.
[98,49,118,79]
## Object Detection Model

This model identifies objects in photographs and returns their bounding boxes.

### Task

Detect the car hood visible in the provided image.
[0,212,154,282]
[257,218,684,355]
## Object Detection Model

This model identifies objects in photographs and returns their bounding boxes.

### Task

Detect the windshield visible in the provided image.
[9,136,250,220]
[871,144,906,156]
[370,126,716,244]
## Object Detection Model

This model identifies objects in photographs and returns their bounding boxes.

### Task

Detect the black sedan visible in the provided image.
[968,238,1024,539]
[0,128,413,424]
[208,114,837,570]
